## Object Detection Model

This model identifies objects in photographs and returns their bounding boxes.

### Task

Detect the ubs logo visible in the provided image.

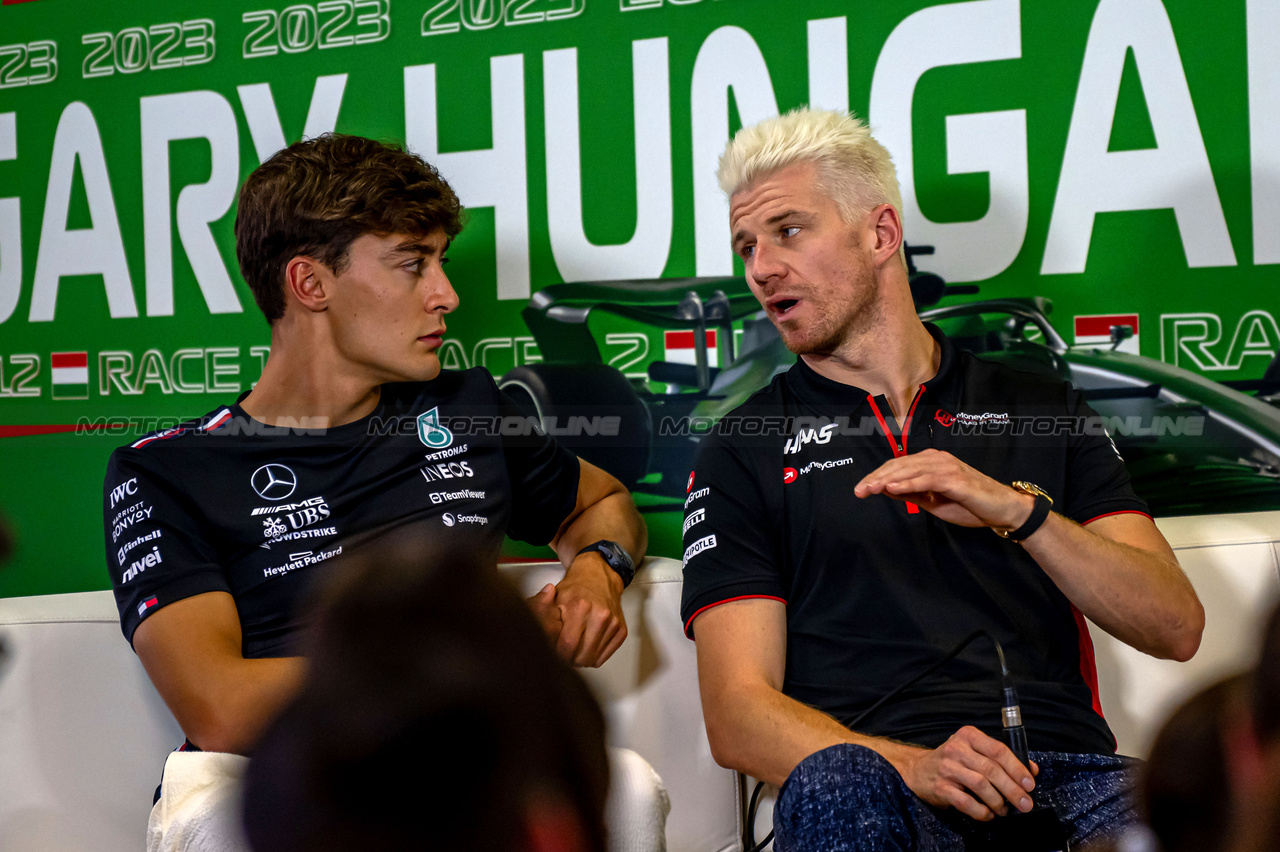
[251,464,298,501]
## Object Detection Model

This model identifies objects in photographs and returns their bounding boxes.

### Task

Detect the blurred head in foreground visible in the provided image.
[242,536,609,852]
[1140,602,1280,852]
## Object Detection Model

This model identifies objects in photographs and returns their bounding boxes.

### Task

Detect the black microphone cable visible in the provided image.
[745,630,1028,852]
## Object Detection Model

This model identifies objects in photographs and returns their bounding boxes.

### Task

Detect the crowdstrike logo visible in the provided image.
[251,464,298,501]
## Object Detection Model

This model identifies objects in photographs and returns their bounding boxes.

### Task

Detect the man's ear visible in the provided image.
[284,256,329,313]
[869,203,904,266]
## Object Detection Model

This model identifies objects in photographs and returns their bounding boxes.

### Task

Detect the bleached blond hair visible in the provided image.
[717,108,903,225]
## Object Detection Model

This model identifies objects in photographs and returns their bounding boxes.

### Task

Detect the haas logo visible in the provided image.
[934,409,956,428]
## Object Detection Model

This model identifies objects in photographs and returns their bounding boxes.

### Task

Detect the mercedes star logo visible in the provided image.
[251,464,298,501]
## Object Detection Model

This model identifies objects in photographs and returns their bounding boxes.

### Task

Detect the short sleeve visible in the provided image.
[104,448,230,645]
[1059,386,1151,524]
[496,387,581,545]
[679,430,787,639]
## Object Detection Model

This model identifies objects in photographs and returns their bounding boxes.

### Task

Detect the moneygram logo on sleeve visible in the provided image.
[684,487,709,509]
[683,534,717,567]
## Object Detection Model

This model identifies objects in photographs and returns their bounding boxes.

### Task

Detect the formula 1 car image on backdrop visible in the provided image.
[497,258,1280,558]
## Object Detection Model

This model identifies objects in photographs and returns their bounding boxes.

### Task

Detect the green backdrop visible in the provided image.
[1,0,1277,596]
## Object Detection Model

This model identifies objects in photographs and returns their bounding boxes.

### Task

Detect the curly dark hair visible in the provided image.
[234,134,463,323]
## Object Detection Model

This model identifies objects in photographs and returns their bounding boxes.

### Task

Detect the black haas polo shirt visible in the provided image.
[680,326,1150,755]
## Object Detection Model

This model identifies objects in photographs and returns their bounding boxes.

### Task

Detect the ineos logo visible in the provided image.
[251,464,298,501]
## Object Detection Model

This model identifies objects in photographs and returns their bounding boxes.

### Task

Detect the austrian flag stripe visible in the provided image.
[51,351,89,400]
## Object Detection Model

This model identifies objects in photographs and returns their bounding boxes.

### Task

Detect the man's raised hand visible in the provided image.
[854,449,1035,533]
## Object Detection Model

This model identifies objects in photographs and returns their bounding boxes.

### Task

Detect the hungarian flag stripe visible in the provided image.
[51,351,89,398]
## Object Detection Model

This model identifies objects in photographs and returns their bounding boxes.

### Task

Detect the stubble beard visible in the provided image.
[776,276,882,358]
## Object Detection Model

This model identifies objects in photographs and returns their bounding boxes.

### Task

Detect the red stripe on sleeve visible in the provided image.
[1082,510,1153,525]
[684,595,787,639]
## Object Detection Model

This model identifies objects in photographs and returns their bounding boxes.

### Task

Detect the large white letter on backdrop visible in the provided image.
[140,90,244,317]
[807,17,848,112]
[30,102,136,322]
[691,27,779,276]
[405,57,530,301]
[544,38,672,281]
[1248,0,1280,264]
[0,112,19,324]
[238,74,348,162]
[1042,0,1235,273]
[870,0,1027,283]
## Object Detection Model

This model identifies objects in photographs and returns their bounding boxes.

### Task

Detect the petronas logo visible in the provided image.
[416,407,453,449]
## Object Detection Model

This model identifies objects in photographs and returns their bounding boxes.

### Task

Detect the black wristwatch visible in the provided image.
[576,539,636,588]
[994,481,1054,543]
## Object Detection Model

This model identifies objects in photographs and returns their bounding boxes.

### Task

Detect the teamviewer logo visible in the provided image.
[251,464,298,501]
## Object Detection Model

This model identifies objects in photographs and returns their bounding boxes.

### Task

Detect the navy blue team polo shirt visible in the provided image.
[105,368,579,658]
[680,325,1150,755]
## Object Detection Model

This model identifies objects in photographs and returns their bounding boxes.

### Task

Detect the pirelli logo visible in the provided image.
[683,508,706,535]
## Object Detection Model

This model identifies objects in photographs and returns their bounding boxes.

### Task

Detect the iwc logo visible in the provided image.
[417,407,453,449]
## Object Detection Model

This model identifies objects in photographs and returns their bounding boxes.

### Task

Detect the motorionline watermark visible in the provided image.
[76,412,1205,440]
[75,414,625,438]
[657,413,1206,438]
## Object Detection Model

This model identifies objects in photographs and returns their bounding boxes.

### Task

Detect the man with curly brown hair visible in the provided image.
[103,136,647,839]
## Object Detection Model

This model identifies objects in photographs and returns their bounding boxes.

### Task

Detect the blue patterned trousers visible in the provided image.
[773,743,1138,851]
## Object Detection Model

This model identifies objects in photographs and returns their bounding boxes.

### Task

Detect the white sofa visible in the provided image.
[2,513,1279,852]
[0,557,741,852]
